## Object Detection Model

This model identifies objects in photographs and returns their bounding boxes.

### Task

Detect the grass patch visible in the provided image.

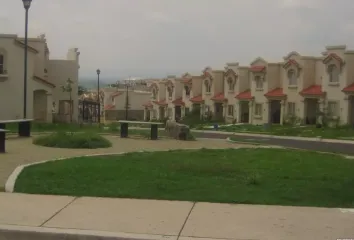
[33,132,112,149]
[15,148,354,208]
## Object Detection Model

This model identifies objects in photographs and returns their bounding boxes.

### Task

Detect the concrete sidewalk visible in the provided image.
[0,193,353,240]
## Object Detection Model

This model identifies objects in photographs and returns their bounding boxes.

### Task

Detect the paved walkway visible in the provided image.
[0,136,249,188]
[0,192,353,240]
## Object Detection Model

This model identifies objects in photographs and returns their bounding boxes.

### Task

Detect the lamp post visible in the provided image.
[22,0,32,119]
[96,69,101,124]
[116,78,135,120]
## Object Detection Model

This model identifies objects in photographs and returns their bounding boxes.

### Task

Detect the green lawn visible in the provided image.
[15,148,354,208]
[198,124,354,140]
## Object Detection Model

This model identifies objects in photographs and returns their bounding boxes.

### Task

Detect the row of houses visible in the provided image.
[0,33,80,122]
[142,45,354,125]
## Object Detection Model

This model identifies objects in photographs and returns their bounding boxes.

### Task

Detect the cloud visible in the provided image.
[0,0,353,79]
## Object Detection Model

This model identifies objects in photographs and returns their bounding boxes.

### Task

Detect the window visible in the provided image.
[227,77,234,91]
[185,107,190,115]
[255,76,263,89]
[287,69,297,85]
[327,101,338,116]
[168,108,173,117]
[328,64,339,83]
[254,103,263,116]
[152,88,157,99]
[0,54,4,74]
[205,80,211,93]
[287,102,296,116]
[227,105,234,116]
[184,85,190,97]
[167,87,173,98]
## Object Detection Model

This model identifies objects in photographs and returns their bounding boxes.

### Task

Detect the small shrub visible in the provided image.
[245,173,261,185]
[33,132,112,149]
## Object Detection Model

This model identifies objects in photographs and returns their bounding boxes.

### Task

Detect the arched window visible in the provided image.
[328,64,339,83]
[204,80,211,93]
[255,75,263,89]
[152,88,157,99]
[0,54,4,74]
[167,86,173,98]
[227,77,234,91]
[287,69,297,85]
[184,85,190,96]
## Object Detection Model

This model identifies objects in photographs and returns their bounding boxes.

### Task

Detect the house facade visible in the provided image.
[0,34,80,122]
[145,44,354,126]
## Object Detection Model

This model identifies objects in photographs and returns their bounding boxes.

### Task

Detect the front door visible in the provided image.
[269,100,281,124]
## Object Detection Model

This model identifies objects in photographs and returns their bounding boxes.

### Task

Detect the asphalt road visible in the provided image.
[194,132,354,155]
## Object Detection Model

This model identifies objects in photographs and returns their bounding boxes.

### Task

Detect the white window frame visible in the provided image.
[287,102,296,116]
[327,101,339,116]
[328,64,339,83]
[287,69,297,86]
[254,103,263,116]
[227,105,234,116]
[255,75,263,89]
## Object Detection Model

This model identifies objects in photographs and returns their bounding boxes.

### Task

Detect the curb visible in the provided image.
[226,137,354,159]
[192,130,354,144]
[0,224,173,240]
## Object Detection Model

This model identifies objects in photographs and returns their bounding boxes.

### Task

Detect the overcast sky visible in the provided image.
[1,0,354,79]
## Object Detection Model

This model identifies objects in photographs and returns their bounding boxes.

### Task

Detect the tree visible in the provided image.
[61,78,73,123]
[78,85,87,95]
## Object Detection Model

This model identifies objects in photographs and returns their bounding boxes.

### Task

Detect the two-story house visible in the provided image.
[201,67,225,120]
[181,72,203,118]
[223,63,251,123]
[143,80,167,120]
[0,33,80,123]
[163,76,184,120]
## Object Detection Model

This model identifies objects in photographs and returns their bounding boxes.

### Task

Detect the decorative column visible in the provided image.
[248,101,253,124]
[200,103,204,119]
[280,100,285,125]
[181,106,185,118]
[299,97,306,123]
[143,108,147,121]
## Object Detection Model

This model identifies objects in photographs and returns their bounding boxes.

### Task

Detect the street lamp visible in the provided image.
[116,78,135,120]
[96,69,101,124]
[22,0,32,119]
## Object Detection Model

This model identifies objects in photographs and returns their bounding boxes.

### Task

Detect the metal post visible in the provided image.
[125,85,129,120]
[23,8,29,119]
[97,73,100,124]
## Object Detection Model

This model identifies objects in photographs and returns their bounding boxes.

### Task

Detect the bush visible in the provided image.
[33,132,112,149]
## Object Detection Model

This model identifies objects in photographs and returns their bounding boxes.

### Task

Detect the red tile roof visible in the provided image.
[300,85,325,96]
[264,88,286,98]
[104,104,115,110]
[33,75,56,88]
[323,53,344,64]
[172,97,185,106]
[342,83,354,92]
[153,99,167,106]
[142,101,153,107]
[250,65,266,72]
[235,90,253,100]
[211,92,227,101]
[283,59,301,69]
[190,95,204,103]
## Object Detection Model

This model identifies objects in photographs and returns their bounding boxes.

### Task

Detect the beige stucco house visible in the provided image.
[0,34,80,122]
[162,45,354,126]
[103,87,151,121]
